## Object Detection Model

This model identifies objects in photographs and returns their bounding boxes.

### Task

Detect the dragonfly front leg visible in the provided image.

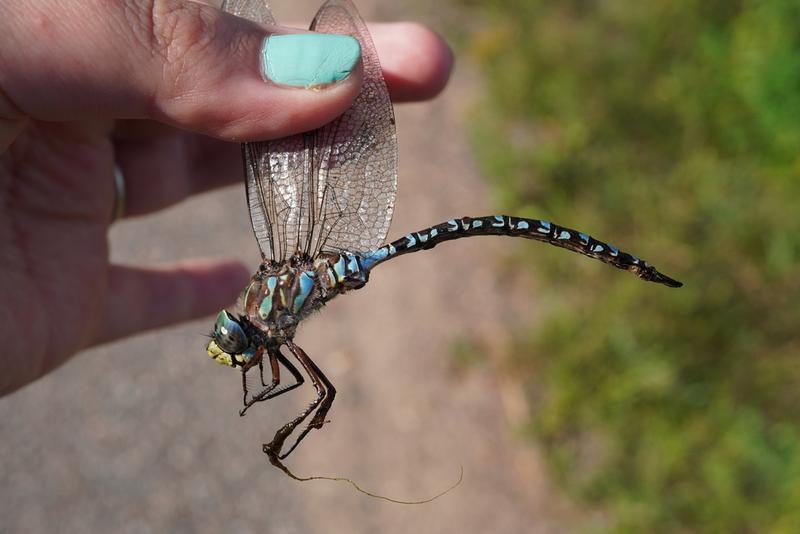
[263,340,334,460]
[241,347,304,416]
[241,347,267,409]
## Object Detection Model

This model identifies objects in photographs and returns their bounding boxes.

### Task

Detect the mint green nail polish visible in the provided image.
[261,34,361,88]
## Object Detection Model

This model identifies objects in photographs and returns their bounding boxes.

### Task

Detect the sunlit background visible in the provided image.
[2,0,799,532]
[455,0,800,530]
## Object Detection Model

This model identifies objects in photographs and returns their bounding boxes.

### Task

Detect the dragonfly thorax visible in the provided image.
[239,258,314,341]
[206,252,371,367]
[242,253,371,340]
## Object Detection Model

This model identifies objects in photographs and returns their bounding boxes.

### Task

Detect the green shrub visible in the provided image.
[459,0,800,530]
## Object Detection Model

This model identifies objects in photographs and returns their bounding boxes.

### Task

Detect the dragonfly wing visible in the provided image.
[222,0,275,24]
[223,0,285,260]
[224,0,397,261]
[305,0,398,256]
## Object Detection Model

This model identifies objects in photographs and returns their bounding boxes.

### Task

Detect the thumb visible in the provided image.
[0,0,363,141]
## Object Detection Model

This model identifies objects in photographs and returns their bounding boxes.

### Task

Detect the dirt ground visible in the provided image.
[0,2,576,532]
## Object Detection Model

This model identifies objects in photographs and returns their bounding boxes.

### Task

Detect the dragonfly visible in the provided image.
[208,0,682,466]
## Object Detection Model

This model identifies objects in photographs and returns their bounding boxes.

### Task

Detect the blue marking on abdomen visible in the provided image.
[537,220,551,233]
[579,232,590,244]
[333,256,347,282]
[558,230,571,240]
[361,248,389,270]
[346,253,359,273]
[473,220,483,228]
[516,220,529,230]
[492,215,504,227]
[405,234,417,247]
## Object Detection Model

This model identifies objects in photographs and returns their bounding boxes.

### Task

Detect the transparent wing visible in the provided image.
[222,0,275,24]
[302,0,397,257]
[222,0,281,259]
[230,0,397,261]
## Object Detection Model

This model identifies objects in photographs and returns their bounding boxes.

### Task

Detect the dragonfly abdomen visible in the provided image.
[315,252,370,296]
[361,215,682,288]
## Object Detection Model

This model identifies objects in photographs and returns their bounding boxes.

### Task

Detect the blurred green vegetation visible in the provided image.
[456,0,800,530]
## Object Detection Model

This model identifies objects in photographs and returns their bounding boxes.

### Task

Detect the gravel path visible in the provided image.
[0,2,574,532]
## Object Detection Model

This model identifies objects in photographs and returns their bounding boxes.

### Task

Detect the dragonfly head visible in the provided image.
[206,310,256,368]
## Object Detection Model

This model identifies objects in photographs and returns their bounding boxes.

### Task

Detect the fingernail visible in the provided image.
[261,34,361,88]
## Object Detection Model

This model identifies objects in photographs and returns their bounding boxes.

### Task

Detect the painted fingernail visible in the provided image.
[261,34,361,88]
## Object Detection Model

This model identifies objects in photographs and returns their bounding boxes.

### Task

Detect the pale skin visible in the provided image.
[0,0,452,396]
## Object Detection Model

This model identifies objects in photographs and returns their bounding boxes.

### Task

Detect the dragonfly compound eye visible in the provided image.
[212,310,249,355]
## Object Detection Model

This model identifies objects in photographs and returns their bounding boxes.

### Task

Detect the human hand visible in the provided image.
[0,0,452,396]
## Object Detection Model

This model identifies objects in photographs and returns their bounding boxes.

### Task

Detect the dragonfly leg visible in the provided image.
[263,340,334,460]
[258,360,267,387]
[280,351,336,459]
[241,347,266,408]
[240,347,304,416]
